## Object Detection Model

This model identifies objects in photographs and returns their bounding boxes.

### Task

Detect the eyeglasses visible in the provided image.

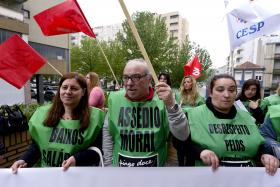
[122,74,147,82]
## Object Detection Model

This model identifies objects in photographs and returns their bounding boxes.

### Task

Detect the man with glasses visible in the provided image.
[103,58,189,167]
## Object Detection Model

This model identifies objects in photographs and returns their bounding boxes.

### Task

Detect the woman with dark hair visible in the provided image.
[11,73,105,173]
[158,72,172,87]
[186,74,278,175]
[236,79,264,125]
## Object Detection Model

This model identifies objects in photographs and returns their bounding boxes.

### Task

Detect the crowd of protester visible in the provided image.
[9,58,280,176]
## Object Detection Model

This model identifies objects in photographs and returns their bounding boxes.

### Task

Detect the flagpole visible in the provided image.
[230,50,234,76]
[118,0,158,84]
[47,62,63,76]
[96,40,120,88]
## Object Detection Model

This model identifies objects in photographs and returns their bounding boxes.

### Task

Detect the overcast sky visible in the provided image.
[77,0,230,68]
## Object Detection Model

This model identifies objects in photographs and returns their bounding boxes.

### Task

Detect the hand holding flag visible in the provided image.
[0,35,46,89]
[34,0,95,37]
[183,55,203,79]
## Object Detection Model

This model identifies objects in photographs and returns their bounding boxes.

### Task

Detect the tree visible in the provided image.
[169,36,193,87]
[193,43,214,84]
[71,11,214,88]
[71,38,103,75]
[116,11,178,74]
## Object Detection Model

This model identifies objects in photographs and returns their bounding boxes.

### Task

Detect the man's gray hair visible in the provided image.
[126,58,150,74]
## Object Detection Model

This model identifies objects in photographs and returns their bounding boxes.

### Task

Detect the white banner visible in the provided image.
[0,167,279,187]
[225,0,280,50]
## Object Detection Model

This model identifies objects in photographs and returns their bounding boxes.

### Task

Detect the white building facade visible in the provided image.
[227,35,280,94]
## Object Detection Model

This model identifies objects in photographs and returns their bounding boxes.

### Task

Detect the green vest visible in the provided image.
[29,105,105,167]
[268,104,280,142]
[108,90,169,167]
[188,104,264,166]
[176,93,205,109]
[261,94,280,111]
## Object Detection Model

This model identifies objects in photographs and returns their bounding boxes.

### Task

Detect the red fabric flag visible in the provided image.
[0,35,46,89]
[183,55,203,79]
[34,0,95,38]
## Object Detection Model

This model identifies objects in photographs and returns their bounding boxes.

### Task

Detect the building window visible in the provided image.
[236,49,242,54]
[29,42,69,62]
[170,29,178,33]
[255,76,262,81]
[22,9,30,19]
[170,15,179,19]
[244,71,253,80]
[255,71,263,81]
[170,30,178,37]
[274,61,280,69]
[0,29,19,43]
[170,22,178,26]
[275,44,280,54]
[234,71,242,81]
[272,75,280,85]
[236,57,242,63]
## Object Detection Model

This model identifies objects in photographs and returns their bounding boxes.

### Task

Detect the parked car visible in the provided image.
[44,90,57,102]
[31,89,37,99]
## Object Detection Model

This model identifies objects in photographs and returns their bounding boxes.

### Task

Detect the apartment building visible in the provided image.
[23,0,71,103]
[71,11,189,46]
[160,11,189,46]
[233,61,265,92]
[71,23,122,46]
[0,0,30,104]
[23,0,70,75]
[0,0,71,104]
[227,35,280,94]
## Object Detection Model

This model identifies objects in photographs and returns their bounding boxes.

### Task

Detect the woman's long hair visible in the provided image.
[236,79,261,101]
[179,76,199,106]
[44,72,90,130]
[87,72,100,95]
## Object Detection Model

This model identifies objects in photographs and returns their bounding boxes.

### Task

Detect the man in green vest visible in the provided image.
[261,84,280,115]
[103,58,189,167]
[260,104,280,159]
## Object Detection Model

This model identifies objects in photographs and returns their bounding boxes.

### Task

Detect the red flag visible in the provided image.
[183,55,203,79]
[34,0,95,38]
[0,35,46,89]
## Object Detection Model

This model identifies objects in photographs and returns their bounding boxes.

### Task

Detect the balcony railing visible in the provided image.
[273,69,280,74]
[274,53,280,59]
[0,0,28,4]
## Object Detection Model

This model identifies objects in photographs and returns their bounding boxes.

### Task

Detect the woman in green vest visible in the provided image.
[11,73,105,173]
[260,104,280,160]
[261,83,280,115]
[235,79,264,125]
[173,75,205,166]
[187,74,279,176]
[176,76,205,108]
